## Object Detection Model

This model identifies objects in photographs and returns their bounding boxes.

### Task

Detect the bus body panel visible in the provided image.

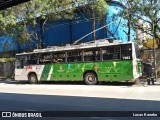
[15,65,45,81]
[15,69,28,80]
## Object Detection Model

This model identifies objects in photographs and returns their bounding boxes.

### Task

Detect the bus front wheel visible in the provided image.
[84,72,97,85]
[28,73,38,84]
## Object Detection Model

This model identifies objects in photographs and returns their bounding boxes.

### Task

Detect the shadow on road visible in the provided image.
[0,80,136,86]
[0,80,29,85]
[0,92,160,120]
[1,79,160,87]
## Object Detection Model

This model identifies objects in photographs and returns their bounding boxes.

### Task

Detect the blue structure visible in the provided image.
[0,0,136,53]
[106,0,135,41]
[0,36,18,52]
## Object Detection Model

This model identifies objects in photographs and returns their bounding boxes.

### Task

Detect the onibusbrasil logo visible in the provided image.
[1,112,42,118]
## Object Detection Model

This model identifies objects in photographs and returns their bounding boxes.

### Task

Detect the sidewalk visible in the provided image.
[137,77,160,86]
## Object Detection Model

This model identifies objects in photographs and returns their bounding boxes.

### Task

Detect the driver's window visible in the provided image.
[15,55,27,69]
[15,59,24,69]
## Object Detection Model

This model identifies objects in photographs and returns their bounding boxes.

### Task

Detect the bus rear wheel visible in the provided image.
[84,72,97,85]
[28,73,38,84]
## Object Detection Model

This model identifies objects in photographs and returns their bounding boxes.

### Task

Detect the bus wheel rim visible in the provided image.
[87,75,94,82]
[31,76,36,82]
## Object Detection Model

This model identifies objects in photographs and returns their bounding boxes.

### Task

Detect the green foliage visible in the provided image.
[121,0,160,46]
[0,58,14,63]
[143,36,159,49]
[0,0,108,50]
[75,0,108,41]
[76,0,108,20]
[0,0,76,49]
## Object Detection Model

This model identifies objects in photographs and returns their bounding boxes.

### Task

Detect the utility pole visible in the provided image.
[153,22,157,78]
[152,0,159,79]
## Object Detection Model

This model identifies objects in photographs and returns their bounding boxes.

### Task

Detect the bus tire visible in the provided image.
[28,73,38,84]
[84,72,97,85]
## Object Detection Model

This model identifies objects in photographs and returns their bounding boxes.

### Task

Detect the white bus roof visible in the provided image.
[16,39,134,56]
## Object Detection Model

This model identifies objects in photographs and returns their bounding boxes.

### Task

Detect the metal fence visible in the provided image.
[0,62,14,79]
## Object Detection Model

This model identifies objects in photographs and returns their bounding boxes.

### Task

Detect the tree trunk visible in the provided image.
[100,19,117,40]
[154,24,160,47]
[40,19,43,48]
[69,19,73,44]
[92,9,96,41]
[128,13,131,41]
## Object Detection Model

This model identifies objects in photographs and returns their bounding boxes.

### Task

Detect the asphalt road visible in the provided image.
[0,80,160,120]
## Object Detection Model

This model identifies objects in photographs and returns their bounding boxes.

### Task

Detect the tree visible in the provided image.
[76,0,108,41]
[121,0,160,46]
[0,0,76,49]
[143,36,159,49]
[0,0,109,50]
[119,0,141,41]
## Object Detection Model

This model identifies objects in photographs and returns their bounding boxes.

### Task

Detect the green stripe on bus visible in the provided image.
[41,64,52,80]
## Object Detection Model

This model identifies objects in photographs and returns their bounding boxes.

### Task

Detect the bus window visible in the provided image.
[39,53,52,64]
[15,55,27,68]
[121,44,132,60]
[67,51,82,62]
[52,52,65,63]
[15,59,24,69]
[26,54,38,65]
[84,49,100,62]
[102,46,120,60]
[94,50,100,61]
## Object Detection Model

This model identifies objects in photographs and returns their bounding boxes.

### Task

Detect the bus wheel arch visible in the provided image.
[83,70,98,85]
[28,72,38,84]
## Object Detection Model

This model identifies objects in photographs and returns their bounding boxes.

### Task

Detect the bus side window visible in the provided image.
[94,50,100,61]
[121,44,132,60]
[84,50,94,61]
[39,53,52,64]
[113,46,120,60]
[83,49,100,62]
[67,51,82,62]
[53,52,65,63]
[102,46,120,60]
[102,47,113,60]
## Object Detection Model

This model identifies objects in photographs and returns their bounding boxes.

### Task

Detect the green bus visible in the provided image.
[15,40,142,84]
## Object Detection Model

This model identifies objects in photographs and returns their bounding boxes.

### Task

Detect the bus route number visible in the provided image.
[122,56,130,60]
